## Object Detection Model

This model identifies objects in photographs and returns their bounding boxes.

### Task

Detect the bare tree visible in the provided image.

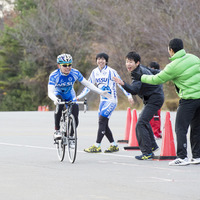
[13,0,93,70]
[88,0,199,65]
[2,0,199,109]
[85,0,200,105]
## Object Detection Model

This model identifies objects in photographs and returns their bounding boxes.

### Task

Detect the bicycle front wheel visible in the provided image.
[56,115,66,162]
[66,114,77,163]
[56,138,66,162]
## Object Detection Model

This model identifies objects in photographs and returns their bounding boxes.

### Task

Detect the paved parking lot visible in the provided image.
[0,111,199,200]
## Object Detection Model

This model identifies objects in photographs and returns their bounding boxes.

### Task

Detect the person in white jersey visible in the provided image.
[48,53,111,140]
[77,53,134,153]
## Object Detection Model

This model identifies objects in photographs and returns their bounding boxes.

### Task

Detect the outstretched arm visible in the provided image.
[140,63,175,84]
[113,76,124,86]
[80,78,111,99]
[77,72,94,100]
[76,87,90,100]
[113,76,141,95]
[114,78,134,105]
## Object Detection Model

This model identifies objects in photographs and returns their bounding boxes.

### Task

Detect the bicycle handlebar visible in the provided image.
[57,98,88,113]
[77,98,87,113]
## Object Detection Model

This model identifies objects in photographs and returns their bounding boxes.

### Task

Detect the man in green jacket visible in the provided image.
[133,38,200,166]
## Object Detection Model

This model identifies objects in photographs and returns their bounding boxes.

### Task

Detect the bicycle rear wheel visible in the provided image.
[66,114,77,163]
[56,116,66,161]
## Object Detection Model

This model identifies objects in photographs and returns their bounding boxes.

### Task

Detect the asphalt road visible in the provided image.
[0,110,199,200]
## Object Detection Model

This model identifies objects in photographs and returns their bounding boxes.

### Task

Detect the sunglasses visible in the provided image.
[60,64,72,67]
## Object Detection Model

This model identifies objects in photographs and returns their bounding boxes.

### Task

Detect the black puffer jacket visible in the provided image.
[122,65,164,104]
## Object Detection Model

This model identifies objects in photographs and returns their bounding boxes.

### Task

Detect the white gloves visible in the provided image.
[54,98,61,105]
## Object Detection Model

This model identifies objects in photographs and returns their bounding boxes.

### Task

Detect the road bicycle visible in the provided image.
[54,98,87,163]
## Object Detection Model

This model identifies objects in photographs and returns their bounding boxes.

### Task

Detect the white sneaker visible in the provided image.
[190,158,200,164]
[69,140,75,149]
[69,137,75,149]
[169,158,189,166]
[54,130,62,140]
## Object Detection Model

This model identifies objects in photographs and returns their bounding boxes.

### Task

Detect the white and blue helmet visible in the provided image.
[57,53,73,64]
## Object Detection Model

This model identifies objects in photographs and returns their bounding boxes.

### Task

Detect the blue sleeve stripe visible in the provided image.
[108,70,112,85]
[48,82,55,85]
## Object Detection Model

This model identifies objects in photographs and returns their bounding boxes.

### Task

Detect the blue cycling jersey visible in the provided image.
[48,68,83,100]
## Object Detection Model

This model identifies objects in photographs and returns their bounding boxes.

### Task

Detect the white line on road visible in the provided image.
[0,142,134,158]
[0,142,54,150]
[0,142,194,174]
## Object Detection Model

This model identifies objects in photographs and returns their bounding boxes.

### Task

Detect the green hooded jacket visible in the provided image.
[141,49,200,99]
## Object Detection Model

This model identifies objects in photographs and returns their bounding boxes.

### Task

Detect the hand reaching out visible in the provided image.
[113,77,124,85]
[128,97,134,106]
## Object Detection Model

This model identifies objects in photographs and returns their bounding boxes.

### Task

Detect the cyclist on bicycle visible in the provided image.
[48,53,111,140]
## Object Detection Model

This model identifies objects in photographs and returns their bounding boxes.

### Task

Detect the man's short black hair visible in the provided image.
[149,61,160,70]
[169,38,184,53]
[96,53,109,64]
[126,51,141,63]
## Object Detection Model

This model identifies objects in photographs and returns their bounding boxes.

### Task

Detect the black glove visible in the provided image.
[131,70,142,81]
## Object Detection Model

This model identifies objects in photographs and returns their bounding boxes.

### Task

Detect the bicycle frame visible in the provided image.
[55,98,87,163]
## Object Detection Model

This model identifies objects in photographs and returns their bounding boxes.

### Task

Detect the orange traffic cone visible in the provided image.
[45,105,49,111]
[117,107,132,143]
[38,106,42,111]
[154,111,177,160]
[124,109,140,150]
[42,105,46,111]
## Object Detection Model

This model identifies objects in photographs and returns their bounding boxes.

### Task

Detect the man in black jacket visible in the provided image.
[114,51,164,160]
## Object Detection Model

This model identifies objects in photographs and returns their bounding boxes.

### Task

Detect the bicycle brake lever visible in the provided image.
[83,98,87,113]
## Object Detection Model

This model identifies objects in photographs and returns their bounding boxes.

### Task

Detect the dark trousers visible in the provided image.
[175,99,200,159]
[54,95,79,130]
[136,95,164,154]
[96,115,114,143]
